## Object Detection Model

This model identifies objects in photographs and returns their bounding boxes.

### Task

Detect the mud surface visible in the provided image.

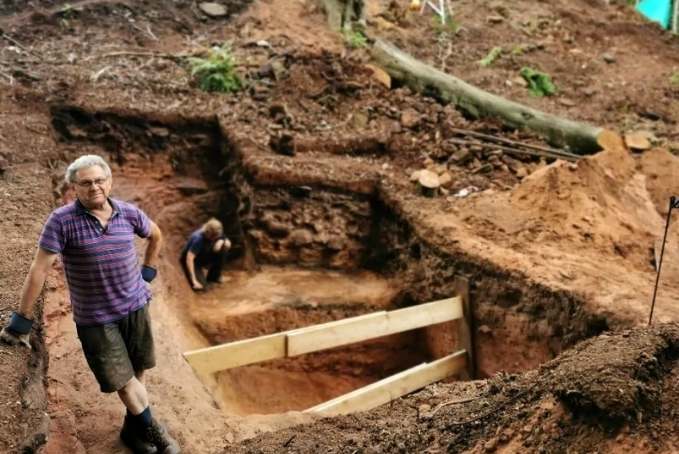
[2,0,679,453]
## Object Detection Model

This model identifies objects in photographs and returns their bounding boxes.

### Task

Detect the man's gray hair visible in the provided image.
[65,154,112,184]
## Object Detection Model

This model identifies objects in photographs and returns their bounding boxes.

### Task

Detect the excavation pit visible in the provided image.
[190,266,436,415]
[42,107,609,431]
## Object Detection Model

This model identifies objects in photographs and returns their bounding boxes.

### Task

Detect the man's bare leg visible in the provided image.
[118,376,150,415]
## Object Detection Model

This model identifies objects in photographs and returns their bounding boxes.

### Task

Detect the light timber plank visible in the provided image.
[306,350,466,415]
[287,297,463,357]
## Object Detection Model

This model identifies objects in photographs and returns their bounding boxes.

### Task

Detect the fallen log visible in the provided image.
[370,39,604,155]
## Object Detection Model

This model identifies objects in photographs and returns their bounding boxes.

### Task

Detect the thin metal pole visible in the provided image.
[649,196,677,325]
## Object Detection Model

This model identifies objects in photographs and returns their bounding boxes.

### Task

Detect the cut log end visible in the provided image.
[596,129,626,151]
[624,133,652,152]
[364,64,391,89]
[418,170,440,197]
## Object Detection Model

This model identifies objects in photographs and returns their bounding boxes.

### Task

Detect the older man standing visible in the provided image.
[0,155,179,454]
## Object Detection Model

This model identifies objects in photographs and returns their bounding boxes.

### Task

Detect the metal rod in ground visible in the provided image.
[649,196,677,325]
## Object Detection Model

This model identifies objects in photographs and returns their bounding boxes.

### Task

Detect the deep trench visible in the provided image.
[45,105,610,416]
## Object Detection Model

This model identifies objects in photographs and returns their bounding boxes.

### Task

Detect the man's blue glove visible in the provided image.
[141,265,157,283]
[0,312,33,349]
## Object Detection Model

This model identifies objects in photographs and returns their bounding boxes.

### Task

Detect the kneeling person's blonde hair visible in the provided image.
[202,218,223,239]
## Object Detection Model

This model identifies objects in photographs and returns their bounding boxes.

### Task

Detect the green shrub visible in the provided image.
[344,30,368,49]
[188,43,246,93]
[519,67,557,98]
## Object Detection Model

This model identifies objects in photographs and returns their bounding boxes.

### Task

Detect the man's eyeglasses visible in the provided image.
[75,178,109,188]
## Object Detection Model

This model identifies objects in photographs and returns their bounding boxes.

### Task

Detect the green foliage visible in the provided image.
[477,46,503,67]
[57,3,79,30]
[671,71,679,87]
[511,44,524,56]
[430,15,458,36]
[344,30,368,49]
[519,67,557,98]
[187,43,246,94]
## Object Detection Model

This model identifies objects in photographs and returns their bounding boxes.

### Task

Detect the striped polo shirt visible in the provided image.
[38,198,152,327]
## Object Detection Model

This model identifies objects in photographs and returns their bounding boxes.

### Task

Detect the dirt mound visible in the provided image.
[547,323,679,429]
[510,148,662,267]
[222,323,679,454]
[639,148,679,217]
[455,146,679,278]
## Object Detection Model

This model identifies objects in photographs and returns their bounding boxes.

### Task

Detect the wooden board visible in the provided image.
[183,332,287,375]
[306,350,467,415]
[455,275,476,380]
[287,297,463,357]
[306,363,429,412]
[183,312,387,374]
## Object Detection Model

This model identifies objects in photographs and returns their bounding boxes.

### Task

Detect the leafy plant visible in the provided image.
[57,3,80,30]
[671,70,679,87]
[187,43,246,93]
[519,67,557,98]
[344,30,368,49]
[430,15,458,36]
[477,46,503,67]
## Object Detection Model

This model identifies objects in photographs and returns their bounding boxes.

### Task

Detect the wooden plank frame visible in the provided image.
[183,296,464,375]
[305,350,467,415]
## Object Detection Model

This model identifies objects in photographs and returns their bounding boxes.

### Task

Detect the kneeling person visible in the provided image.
[181,218,230,292]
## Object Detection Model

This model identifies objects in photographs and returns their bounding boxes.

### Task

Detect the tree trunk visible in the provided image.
[317,0,366,32]
[370,39,604,155]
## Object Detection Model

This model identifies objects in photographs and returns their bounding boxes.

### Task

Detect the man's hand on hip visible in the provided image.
[0,312,33,349]
[141,265,157,283]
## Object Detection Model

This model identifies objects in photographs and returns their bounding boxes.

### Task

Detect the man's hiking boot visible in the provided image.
[145,419,180,454]
[120,416,158,454]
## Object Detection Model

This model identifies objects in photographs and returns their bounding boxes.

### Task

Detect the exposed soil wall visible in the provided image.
[242,188,373,268]
[363,195,614,378]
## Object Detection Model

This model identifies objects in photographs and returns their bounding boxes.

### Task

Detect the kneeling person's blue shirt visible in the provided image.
[182,229,222,265]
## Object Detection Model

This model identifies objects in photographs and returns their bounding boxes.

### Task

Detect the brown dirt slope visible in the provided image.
[2,0,679,453]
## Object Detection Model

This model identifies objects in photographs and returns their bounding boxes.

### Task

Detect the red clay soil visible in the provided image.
[2,0,679,453]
